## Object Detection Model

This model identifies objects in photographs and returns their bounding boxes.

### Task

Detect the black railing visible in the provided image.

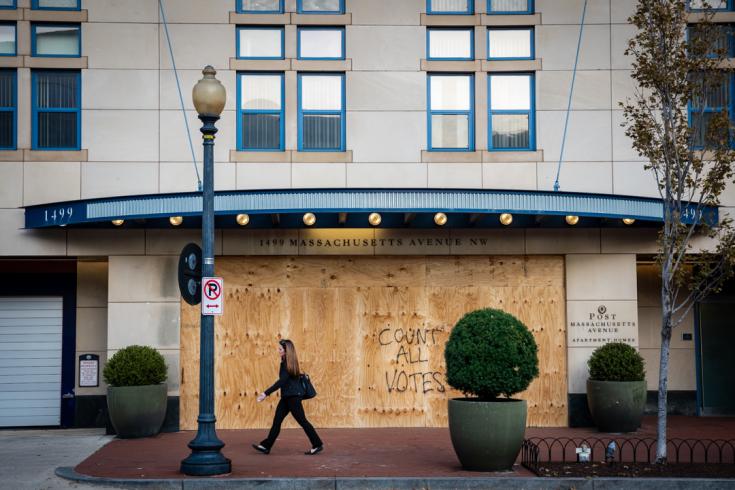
[521,437,735,475]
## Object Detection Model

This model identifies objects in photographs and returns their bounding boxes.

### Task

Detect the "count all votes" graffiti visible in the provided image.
[378,327,446,395]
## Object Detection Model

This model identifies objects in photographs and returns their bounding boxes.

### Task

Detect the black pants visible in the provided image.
[261,396,322,449]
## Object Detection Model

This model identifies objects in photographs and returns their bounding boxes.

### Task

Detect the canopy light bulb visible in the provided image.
[236,214,250,227]
[499,213,513,226]
[111,219,124,227]
[565,215,580,226]
[170,216,183,226]
[368,213,382,226]
[303,213,316,226]
[622,218,636,226]
[434,212,448,226]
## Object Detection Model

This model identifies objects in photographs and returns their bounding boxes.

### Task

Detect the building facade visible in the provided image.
[0,0,733,430]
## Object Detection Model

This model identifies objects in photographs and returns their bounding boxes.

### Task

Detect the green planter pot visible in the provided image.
[448,398,527,472]
[107,384,167,438]
[587,379,646,433]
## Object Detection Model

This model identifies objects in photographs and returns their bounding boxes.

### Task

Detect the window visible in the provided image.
[488,28,534,60]
[688,24,734,57]
[0,1,15,9]
[32,70,80,150]
[298,27,344,60]
[238,73,284,151]
[32,24,81,57]
[489,73,534,150]
[0,70,15,149]
[689,73,734,149]
[427,28,473,61]
[427,74,474,151]
[427,0,473,14]
[237,0,283,13]
[688,0,733,11]
[32,0,80,10]
[237,27,284,60]
[297,0,344,14]
[487,0,533,14]
[0,24,15,56]
[298,73,345,151]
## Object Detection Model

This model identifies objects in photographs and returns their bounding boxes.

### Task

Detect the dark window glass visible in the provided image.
[242,113,281,149]
[0,70,13,107]
[302,114,340,150]
[36,71,77,108]
[38,111,76,148]
[0,70,14,149]
[0,110,12,148]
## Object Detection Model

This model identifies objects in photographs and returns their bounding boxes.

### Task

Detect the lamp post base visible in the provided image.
[180,450,231,476]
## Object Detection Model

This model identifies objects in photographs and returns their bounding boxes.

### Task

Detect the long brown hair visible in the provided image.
[279,339,300,377]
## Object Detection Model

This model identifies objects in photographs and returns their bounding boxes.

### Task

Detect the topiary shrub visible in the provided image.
[103,345,167,387]
[445,308,539,400]
[588,342,645,382]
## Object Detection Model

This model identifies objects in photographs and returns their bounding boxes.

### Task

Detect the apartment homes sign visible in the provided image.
[568,303,638,347]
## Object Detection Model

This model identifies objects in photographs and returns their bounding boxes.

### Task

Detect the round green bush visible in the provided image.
[103,345,167,387]
[588,342,645,382]
[444,308,539,400]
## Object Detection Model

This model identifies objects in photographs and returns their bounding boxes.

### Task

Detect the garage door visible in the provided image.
[0,297,62,427]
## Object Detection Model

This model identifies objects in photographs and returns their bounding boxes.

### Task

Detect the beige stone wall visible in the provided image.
[637,263,696,391]
[74,260,108,396]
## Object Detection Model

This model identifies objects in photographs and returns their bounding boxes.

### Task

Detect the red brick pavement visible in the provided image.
[75,416,735,480]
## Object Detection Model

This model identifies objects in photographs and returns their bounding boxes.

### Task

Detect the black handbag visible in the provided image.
[300,373,317,400]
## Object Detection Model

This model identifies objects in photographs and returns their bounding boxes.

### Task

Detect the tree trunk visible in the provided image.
[656,312,672,464]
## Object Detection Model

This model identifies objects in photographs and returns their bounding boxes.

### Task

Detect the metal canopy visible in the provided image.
[23,188,716,229]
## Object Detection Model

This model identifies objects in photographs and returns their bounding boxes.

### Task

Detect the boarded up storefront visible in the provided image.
[181,255,567,429]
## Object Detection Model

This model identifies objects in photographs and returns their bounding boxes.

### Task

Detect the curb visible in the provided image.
[55,467,735,489]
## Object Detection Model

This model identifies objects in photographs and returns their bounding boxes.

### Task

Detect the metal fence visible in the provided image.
[521,437,735,475]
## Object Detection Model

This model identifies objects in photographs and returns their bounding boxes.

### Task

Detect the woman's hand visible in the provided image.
[256,393,266,402]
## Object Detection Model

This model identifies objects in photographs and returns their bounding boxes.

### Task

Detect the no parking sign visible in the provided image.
[202,277,223,316]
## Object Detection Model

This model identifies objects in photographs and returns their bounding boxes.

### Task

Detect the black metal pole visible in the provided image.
[180,114,231,476]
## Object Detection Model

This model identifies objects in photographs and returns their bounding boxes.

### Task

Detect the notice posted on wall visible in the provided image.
[79,354,99,387]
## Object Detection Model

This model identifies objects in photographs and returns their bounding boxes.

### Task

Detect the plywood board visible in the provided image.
[180,255,567,429]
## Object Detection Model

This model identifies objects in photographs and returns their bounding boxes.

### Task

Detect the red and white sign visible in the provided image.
[201,277,223,316]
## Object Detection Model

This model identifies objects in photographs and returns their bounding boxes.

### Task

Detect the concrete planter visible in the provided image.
[587,379,646,433]
[448,398,527,471]
[107,384,167,438]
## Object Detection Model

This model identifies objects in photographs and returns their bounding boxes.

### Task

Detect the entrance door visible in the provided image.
[0,297,63,427]
[698,302,735,415]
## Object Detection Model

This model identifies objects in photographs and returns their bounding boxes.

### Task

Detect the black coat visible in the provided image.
[264,361,304,398]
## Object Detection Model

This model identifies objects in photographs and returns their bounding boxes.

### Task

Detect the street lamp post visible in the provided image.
[180,66,231,476]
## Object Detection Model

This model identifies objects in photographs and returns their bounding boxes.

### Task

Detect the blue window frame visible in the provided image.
[488,73,535,151]
[688,73,735,149]
[237,0,283,13]
[32,70,81,151]
[487,0,533,14]
[237,73,285,151]
[427,28,474,61]
[0,70,16,150]
[427,0,473,15]
[688,0,734,11]
[0,23,16,56]
[31,23,81,58]
[236,26,284,60]
[0,1,16,10]
[427,73,475,152]
[298,73,345,151]
[297,0,344,14]
[297,27,345,60]
[487,27,534,60]
[31,0,80,11]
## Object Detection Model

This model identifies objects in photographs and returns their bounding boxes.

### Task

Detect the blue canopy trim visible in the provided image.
[23,189,718,229]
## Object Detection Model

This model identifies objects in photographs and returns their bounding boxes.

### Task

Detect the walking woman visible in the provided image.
[252,339,324,455]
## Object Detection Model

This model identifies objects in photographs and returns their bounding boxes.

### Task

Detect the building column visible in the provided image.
[565,253,639,426]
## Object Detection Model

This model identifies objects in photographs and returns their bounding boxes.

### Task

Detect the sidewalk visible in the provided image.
[58,416,735,489]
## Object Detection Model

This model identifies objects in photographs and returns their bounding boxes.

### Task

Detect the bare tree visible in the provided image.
[622,0,735,463]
